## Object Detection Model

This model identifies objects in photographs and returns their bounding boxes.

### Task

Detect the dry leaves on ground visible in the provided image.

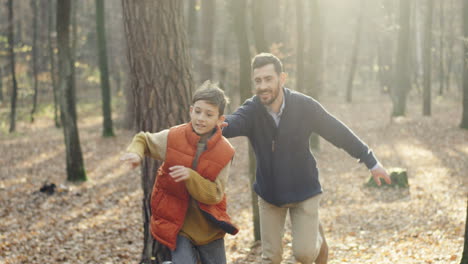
[0,93,467,264]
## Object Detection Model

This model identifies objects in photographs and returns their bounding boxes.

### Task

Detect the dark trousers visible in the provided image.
[171,235,226,264]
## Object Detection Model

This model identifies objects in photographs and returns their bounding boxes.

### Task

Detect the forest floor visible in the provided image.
[0,92,467,264]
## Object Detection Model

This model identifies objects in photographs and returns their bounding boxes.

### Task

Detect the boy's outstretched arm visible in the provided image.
[120,152,142,169]
[120,130,169,168]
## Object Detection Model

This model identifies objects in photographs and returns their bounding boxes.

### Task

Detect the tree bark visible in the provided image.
[95,0,115,137]
[461,0,468,129]
[70,0,78,108]
[57,0,87,182]
[7,0,18,133]
[48,0,60,128]
[30,0,39,123]
[423,0,434,116]
[121,1,193,262]
[346,0,364,103]
[232,0,261,242]
[392,0,411,117]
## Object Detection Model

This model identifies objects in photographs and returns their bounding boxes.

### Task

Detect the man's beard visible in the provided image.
[258,83,280,106]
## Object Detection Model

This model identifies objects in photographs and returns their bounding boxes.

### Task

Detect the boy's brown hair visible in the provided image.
[192,80,230,115]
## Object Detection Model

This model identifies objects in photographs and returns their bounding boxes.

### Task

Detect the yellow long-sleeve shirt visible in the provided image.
[126,130,230,245]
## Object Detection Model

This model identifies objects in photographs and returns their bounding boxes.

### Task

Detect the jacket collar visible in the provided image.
[184,122,222,150]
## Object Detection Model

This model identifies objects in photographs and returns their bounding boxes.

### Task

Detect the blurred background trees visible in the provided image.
[0,0,467,262]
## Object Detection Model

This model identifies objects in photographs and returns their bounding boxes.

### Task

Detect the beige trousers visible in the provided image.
[258,194,323,264]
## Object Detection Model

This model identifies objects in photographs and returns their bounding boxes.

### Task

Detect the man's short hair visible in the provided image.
[192,80,229,115]
[251,53,283,75]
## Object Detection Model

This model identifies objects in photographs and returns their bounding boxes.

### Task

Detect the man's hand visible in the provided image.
[120,152,142,169]
[220,122,228,129]
[169,165,191,182]
[370,164,391,186]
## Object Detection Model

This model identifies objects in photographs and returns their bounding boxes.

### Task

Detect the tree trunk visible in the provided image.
[199,0,215,83]
[439,0,445,96]
[296,0,304,94]
[306,0,323,150]
[121,1,193,262]
[461,199,468,264]
[392,0,411,117]
[232,0,260,242]
[346,0,364,103]
[461,0,468,129]
[252,0,268,53]
[70,0,78,107]
[445,0,456,91]
[95,0,115,137]
[423,0,434,116]
[30,0,39,123]
[186,0,198,48]
[0,67,3,102]
[7,0,18,133]
[48,0,60,128]
[57,0,87,182]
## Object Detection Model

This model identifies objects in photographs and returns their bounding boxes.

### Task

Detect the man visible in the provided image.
[222,53,390,264]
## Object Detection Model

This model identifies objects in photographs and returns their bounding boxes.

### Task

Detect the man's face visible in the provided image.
[190,100,225,136]
[252,64,285,106]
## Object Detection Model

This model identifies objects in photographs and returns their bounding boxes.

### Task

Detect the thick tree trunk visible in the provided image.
[7,0,18,133]
[232,0,260,242]
[423,0,434,116]
[392,0,411,117]
[122,1,193,262]
[461,0,468,129]
[57,0,87,182]
[95,0,114,137]
[346,0,364,103]
[30,0,39,123]
[48,0,60,128]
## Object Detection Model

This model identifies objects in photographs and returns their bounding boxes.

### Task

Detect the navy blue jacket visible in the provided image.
[223,88,377,206]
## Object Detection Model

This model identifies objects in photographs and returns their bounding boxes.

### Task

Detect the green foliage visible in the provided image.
[366,168,409,188]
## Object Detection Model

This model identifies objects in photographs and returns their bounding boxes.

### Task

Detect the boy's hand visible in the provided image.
[120,153,142,169]
[169,165,191,182]
[370,164,391,186]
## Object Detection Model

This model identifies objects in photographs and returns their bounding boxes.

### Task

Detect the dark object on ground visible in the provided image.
[366,168,409,188]
[39,182,56,195]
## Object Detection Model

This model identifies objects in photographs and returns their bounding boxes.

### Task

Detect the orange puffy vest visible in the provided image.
[150,123,238,250]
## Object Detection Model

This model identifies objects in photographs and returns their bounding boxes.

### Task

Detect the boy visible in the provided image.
[120,81,238,264]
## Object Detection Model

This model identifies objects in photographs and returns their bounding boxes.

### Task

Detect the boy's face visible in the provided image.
[190,100,225,136]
